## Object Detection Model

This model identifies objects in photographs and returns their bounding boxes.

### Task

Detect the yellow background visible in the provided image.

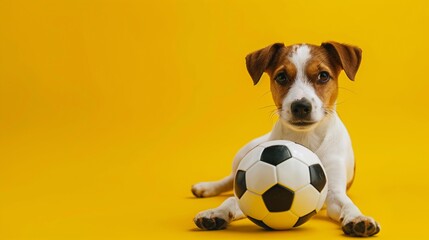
[0,0,428,239]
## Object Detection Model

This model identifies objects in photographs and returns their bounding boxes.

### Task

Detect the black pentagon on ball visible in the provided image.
[234,170,247,199]
[247,216,273,230]
[293,210,317,227]
[262,184,294,212]
[260,145,292,166]
[309,164,327,192]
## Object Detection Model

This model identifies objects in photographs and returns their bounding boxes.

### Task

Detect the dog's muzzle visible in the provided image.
[291,98,312,119]
[288,98,316,128]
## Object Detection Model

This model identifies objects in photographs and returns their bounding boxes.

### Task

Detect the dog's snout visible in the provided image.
[291,98,312,119]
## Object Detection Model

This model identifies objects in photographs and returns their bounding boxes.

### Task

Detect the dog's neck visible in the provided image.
[271,113,337,152]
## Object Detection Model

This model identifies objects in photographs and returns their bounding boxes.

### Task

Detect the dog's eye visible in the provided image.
[317,71,330,84]
[274,72,289,85]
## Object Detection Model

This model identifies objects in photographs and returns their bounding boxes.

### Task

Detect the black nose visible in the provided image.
[291,98,312,119]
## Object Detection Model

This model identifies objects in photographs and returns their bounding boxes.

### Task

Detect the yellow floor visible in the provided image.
[1,0,428,239]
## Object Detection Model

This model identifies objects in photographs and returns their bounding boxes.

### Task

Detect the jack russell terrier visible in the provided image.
[191,42,380,237]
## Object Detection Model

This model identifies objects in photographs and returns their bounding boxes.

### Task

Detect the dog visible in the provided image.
[191,42,380,237]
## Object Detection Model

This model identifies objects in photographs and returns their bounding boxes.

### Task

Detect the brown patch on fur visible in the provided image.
[245,44,297,109]
[307,45,342,111]
[268,53,298,109]
[321,42,362,81]
[245,43,285,85]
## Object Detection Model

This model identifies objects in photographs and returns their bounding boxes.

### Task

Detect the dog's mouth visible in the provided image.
[289,121,317,127]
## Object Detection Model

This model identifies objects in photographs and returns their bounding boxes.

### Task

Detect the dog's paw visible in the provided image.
[342,215,380,237]
[191,182,219,198]
[193,209,232,230]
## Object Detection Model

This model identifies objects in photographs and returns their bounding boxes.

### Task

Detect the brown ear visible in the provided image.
[245,43,285,85]
[321,41,362,80]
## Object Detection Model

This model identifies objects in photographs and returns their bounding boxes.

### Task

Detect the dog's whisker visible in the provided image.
[338,87,357,94]
[322,106,336,116]
[268,108,281,119]
[258,104,277,110]
[268,109,277,117]
[261,90,271,97]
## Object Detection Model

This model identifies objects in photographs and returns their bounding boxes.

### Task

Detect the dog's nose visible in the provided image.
[291,98,312,119]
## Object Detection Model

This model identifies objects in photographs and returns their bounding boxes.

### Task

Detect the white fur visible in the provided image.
[281,45,324,128]
[192,44,379,236]
[290,45,311,73]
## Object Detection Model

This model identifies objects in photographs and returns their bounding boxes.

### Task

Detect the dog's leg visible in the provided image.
[324,160,380,237]
[191,174,234,198]
[194,197,245,230]
[192,134,271,198]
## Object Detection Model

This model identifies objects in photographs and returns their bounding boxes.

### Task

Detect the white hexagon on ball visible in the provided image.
[277,158,310,191]
[288,143,320,166]
[238,191,269,220]
[246,161,277,195]
[263,211,299,230]
[237,146,265,171]
[291,185,321,216]
[316,185,328,211]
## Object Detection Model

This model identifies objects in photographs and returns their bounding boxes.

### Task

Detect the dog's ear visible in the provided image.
[245,43,285,85]
[321,41,362,81]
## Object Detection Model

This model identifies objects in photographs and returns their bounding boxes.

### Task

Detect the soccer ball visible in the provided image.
[234,140,328,230]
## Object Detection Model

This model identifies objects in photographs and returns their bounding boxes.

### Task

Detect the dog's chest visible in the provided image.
[280,131,324,153]
[271,120,332,153]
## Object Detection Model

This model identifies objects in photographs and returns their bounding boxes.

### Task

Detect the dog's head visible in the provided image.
[246,42,361,131]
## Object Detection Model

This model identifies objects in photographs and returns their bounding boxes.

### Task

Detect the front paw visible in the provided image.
[193,209,232,230]
[191,182,219,198]
[342,216,380,237]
